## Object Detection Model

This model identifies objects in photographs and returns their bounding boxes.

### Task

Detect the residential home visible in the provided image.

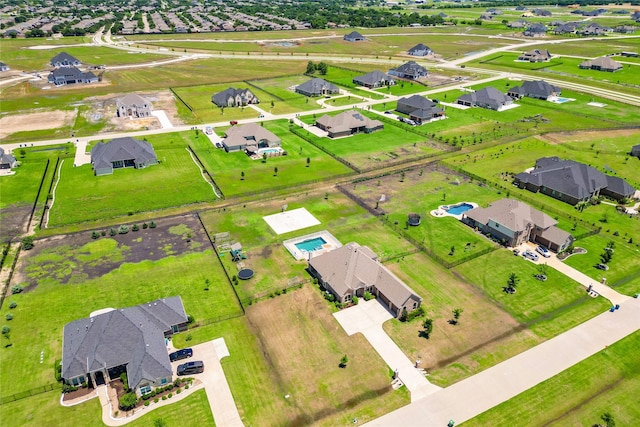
[456,87,513,111]
[352,70,395,88]
[116,94,153,118]
[614,25,637,34]
[533,8,552,17]
[396,94,444,124]
[554,22,579,34]
[407,43,433,56]
[47,67,98,86]
[523,23,547,37]
[462,199,574,252]
[631,144,640,158]
[518,49,552,62]
[222,122,281,153]
[62,297,187,396]
[507,80,561,100]
[91,137,158,176]
[507,20,527,29]
[579,23,609,35]
[0,148,17,170]
[50,51,81,68]
[0,61,9,71]
[514,157,636,204]
[295,78,339,97]
[579,56,622,72]
[343,31,365,42]
[388,60,428,80]
[633,11,640,22]
[315,110,383,138]
[211,87,259,108]
[308,242,422,318]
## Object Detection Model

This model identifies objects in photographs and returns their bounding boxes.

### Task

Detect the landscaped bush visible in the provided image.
[21,236,34,250]
[132,224,140,232]
[162,396,167,400]
[91,231,100,239]
[144,400,150,407]
[101,230,106,236]
[8,302,17,309]
[5,314,13,321]
[118,225,129,234]
[119,392,138,410]
[1,325,9,336]
[154,397,159,403]
[167,393,173,398]
[149,221,157,229]
[109,228,117,236]
[120,373,129,391]
[176,388,181,394]
[399,306,425,322]
[54,360,62,382]
[11,285,23,294]
[363,291,374,301]
[62,384,78,393]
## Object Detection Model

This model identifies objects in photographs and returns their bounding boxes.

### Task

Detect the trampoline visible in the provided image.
[238,269,254,280]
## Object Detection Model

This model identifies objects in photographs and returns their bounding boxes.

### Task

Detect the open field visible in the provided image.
[515,38,640,58]
[383,252,540,387]
[0,214,240,394]
[465,331,640,427]
[48,132,216,226]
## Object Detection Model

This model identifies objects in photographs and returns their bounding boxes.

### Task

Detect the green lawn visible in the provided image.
[454,250,610,339]
[48,132,216,226]
[190,120,353,197]
[465,331,640,427]
[374,81,428,96]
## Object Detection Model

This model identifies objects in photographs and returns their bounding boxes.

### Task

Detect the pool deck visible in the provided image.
[283,230,342,260]
[430,201,478,220]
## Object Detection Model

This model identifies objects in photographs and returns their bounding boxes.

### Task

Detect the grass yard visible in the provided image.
[247,74,323,114]
[453,250,611,339]
[373,80,428,96]
[297,112,442,170]
[383,252,540,387]
[516,38,640,59]
[190,120,353,197]
[465,331,640,427]
[48,132,216,226]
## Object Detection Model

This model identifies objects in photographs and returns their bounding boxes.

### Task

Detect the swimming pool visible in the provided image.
[258,147,283,155]
[549,96,574,104]
[445,203,474,215]
[295,237,327,252]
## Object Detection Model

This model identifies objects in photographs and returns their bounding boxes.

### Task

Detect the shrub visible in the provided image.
[154,398,159,403]
[101,231,106,236]
[167,393,173,398]
[120,373,129,391]
[185,384,189,390]
[144,400,150,407]
[21,236,34,250]
[2,325,10,335]
[109,228,117,236]
[118,225,129,234]
[185,334,192,341]
[351,296,359,305]
[5,314,13,321]
[363,291,373,301]
[149,221,157,229]
[275,290,281,296]
[62,384,78,393]
[162,395,167,401]
[91,231,100,239]
[323,292,335,302]
[119,392,138,410]
[11,285,23,294]
[54,360,62,381]
[187,314,194,324]
[176,388,182,394]
[9,302,17,309]
[132,224,140,232]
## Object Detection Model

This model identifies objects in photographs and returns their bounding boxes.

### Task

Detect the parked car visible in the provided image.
[522,250,539,261]
[535,274,547,282]
[258,114,265,118]
[169,348,193,362]
[536,245,551,258]
[513,249,520,256]
[596,263,610,271]
[384,110,392,114]
[204,126,213,135]
[229,120,238,125]
[215,142,223,149]
[177,360,204,375]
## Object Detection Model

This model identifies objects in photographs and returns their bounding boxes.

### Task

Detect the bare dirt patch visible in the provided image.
[0,110,77,138]
[541,128,640,144]
[0,204,31,242]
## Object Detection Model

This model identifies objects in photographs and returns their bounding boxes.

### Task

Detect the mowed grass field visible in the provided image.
[48,132,216,226]
[190,120,354,197]
[0,239,240,394]
[465,331,640,427]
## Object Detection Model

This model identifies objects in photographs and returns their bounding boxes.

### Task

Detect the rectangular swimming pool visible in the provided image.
[295,237,327,252]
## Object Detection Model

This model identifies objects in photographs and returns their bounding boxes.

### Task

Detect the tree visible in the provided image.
[451,308,463,325]
[240,171,245,180]
[400,171,405,182]
[262,153,267,163]
[537,263,548,276]
[306,157,310,167]
[422,318,433,338]
[600,412,615,427]
[119,392,138,410]
[600,250,612,264]
[339,354,348,368]
[449,245,455,256]
[21,236,34,250]
[306,61,315,74]
[270,100,275,108]
[19,149,26,158]
[507,273,519,293]
[317,62,328,75]
[274,167,278,176]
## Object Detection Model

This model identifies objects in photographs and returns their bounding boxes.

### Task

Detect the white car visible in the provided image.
[523,250,539,262]
[536,245,551,258]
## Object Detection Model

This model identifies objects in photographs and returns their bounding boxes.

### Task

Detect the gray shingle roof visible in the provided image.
[62,296,187,389]
[397,94,437,111]
[408,43,432,55]
[91,137,157,171]
[457,87,512,109]
[0,147,16,166]
[117,93,150,109]
[465,199,558,232]
[296,78,339,96]
[353,70,393,86]
[50,51,80,66]
[211,87,257,107]
[344,31,364,40]
[509,80,560,99]
[389,61,427,78]
[580,56,622,71]
[605,175,636,197]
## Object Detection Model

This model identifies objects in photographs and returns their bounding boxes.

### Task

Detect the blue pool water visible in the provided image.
[295,237,327,252]
[551,97,572,104]
[445,203,474,215]
[259,148,281,154]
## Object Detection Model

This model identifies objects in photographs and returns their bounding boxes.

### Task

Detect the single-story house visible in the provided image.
[344,31,365,42]
[0,148,17,170]
[91,137,158,176]
[0,61,9,71]
[507,80,561,100]
[50,52,81,68]
[514,157,636,204]
[211,87,259,108]
[523,23,547,37]
[396,95,444,124]
[534,8,552,17]
[579,57,622,72]
[308,242,422,318]
[631,144,640,159]
[352,70,395,88]
[518,49,552,62]
[407,43,433,56]
[462,199,574,252]
[116,94,153,118]
[456,87,513,111]
[62,297,188,396]
[295,78,340,97]
[507,20,527,29]
[47,67,98,86]
[222,122,281,153]
[388,61,428,80]
[315,110,383,138]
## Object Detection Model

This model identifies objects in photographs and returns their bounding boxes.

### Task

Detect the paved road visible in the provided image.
[365,296,640,426]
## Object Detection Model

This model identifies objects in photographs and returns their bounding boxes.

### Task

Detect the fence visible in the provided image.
[187,145,225,199]
[239,279,308,307]
[0,382,61,405]
[0,244,22,310]
[289,126,361,172]
[186,311,244,330]
[169,87,198,119]
[39,156,61,229]
[28,158,50,228]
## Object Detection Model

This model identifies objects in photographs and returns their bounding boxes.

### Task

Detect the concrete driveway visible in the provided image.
[333,300,441,402]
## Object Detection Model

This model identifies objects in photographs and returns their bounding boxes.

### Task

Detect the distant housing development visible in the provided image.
[91,137,158,176]
[508,80,561,100]
[352,70,396,88]
[117,94,153,118]
[407,43,433,56]
[295,78,340,97]
[47,67,98,86]
[396,94,444,124]
[462,198,574,252]
[62,297,188,396]
[308,242,422,318]
[222,122,281,153]
[457,87,513,110]
[388,60,428,80]
[50,52,81,68]
[315,110,384,138]
[579,56,623,72]
[212,87,259,107]
[518,49,552,62]
[514,157,636,205]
